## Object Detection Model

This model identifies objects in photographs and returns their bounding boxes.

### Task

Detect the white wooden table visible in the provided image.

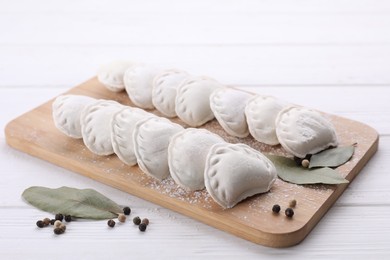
[1,0,389,258]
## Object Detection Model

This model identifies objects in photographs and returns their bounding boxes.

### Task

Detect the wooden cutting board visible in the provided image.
[5,77,379,247]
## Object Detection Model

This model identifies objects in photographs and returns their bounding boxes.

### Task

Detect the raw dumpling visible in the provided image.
[124,64,160,109]
[110,106,155,166]
[245,95,289,145]
[275,106,338,158]
[204,143,277,209]
[133,117,184,181]
[97,60,136,92]
[80,100,123,155]
[175,76,224,127]
[52,94,96,138]
[210,87,253,138]
[152,69,189,118]
[168,128,225,191]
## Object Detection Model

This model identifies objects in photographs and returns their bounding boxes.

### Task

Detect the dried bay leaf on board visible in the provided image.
[22,186,122,219]
[309,145,355,168]
[267,155,349,185]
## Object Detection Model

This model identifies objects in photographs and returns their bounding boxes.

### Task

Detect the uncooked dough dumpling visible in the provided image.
[204,143,277,209]
[110,106,155,166]
[275,106,338,158]
[97,60,136,92]
[245,95,289,145]
[210,87,253,138]
[168,128,225,191]
[152,69,189,117]
[175,76,224,127]
[133,117,184,181]
[80,100,123,155]
[52,94,96,138]
[124,64,160,109]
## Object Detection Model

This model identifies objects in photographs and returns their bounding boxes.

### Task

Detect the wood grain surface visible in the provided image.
[4,77,379,247]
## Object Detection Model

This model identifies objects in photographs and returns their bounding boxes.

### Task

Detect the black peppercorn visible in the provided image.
[36,220,44,228]
[53,227,64,235]
[293,156,303,166]
[64,215,72,222]
[139,223,147,232]
[123,206,131,215]
[55,213,64,221]
[50,219,56,225]
[133,216,141,225]
[272,204,281,214]
[141,218,149,226]
[107,219,115,228]
[285,208,294,218]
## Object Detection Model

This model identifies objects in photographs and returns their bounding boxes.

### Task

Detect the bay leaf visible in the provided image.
[309,146,355,168]
[267,155,349,185]
[22,186,122,219]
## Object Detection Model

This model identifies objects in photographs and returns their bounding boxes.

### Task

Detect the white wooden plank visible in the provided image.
[335,142,390,206]
[0,206,389,258]
[1,0,389,257]
[1,0,390,14]
[0,45,389,86]
[0,88,64,131]
[1,11,389,45]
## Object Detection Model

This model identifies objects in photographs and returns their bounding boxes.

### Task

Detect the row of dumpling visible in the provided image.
[192,86,338,158]
[98,60,338,159]
[97,60,223,127]
[52,95,277,209]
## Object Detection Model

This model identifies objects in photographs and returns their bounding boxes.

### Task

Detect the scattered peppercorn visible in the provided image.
[55,214,64,221]
[42,218,51,226]
[301,159,310,168]
[118,213,126,223]
[289,199,297,208]
[64,215,72,222]
[139,223,147,232]
[107,219,115,228]
[54,220,62,228]
[59,224,66,231]
[272,204,281,214]
[141,218,149,226]
[36,220,44,228]
[53,227,64,235]
[293,156,303,166]
[123,206,131,215]
[285,208,294,218]
[133,216,141,225]
[294,154,312,166]
[50,219,56,225]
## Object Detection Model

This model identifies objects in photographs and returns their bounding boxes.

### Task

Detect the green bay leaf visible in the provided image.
[22,186,122,219]
[309,146,355,168]
[267,155,349,185]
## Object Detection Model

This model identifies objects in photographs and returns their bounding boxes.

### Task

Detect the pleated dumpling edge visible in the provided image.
[204,143,277,209]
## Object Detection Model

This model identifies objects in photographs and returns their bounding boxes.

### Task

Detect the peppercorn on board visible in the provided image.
[5,77,379,248]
